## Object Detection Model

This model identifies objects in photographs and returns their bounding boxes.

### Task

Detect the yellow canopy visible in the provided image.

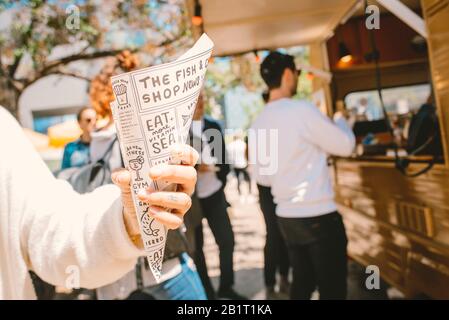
[47,120,82,148]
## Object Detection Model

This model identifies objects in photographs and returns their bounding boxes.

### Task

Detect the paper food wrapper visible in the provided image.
[110,34,214,281]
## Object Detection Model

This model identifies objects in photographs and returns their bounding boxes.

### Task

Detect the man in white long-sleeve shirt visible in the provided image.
[0,106,198,299]
[250,52,356,300]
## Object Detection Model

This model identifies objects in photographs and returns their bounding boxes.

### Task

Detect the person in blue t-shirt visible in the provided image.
[61,107,97,169]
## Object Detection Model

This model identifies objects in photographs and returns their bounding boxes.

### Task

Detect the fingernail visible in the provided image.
[148,206,162,216]
[137,189,148,199]
[150,166,163,177]
[171,145,183,157]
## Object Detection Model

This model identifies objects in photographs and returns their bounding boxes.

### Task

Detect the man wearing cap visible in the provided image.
[249,51,355,300]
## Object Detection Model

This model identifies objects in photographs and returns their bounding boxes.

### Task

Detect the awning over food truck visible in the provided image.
[188,0,423,57]
[190,0,360,56]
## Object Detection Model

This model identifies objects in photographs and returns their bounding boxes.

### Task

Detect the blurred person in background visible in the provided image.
[227,132,252,199]
[190,94,246,300]
[61,107,97,170]
[183,133,208,289]
[251,52,355,300]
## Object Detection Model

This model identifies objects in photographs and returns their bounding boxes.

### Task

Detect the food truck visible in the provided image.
[189,0,449,298]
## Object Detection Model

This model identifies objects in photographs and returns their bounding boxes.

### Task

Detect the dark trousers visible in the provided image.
[195,188,235,293]
[278,212,348,300]
[257,184,290,287]
[234,167,251,194]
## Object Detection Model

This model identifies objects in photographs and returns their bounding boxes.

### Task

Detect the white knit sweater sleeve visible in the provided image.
[302,103,356,157]
[0,107,144,290]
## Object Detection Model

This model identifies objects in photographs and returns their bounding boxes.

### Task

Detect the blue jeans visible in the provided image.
[143,253,207,300]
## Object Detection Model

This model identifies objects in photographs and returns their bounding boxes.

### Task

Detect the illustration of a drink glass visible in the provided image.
[113,84,128,105]
[129,156,145,181]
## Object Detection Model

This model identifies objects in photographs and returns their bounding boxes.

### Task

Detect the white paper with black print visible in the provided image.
[110,34,213,282]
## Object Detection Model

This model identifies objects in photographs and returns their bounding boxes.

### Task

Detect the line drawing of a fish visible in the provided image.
[142,207,160,237]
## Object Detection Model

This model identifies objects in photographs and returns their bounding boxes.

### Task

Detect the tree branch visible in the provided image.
[23,69,92,89]
[0,62,24,92]
[48,70,92,82]
[8,0,43,79]
[0,46,7,80]
[14,32,185,92]
[38,49,132,76]
[39,35,181,76]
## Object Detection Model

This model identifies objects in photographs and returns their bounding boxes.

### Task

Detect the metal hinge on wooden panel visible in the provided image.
[395,201,435,238]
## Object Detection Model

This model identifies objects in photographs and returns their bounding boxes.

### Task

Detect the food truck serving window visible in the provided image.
[343,84,444,161]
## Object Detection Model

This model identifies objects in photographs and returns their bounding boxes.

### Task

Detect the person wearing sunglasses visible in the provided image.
[61,107,97,170]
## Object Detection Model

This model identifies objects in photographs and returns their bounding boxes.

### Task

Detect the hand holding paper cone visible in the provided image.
[112,144,199,248]
[110,33,213,281]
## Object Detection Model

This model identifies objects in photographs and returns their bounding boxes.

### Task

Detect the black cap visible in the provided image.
[260,51,297,89]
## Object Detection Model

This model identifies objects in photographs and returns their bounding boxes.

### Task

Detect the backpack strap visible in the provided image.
[100,136,119,163]
[135,257,144,290]
[85,135,120,188]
